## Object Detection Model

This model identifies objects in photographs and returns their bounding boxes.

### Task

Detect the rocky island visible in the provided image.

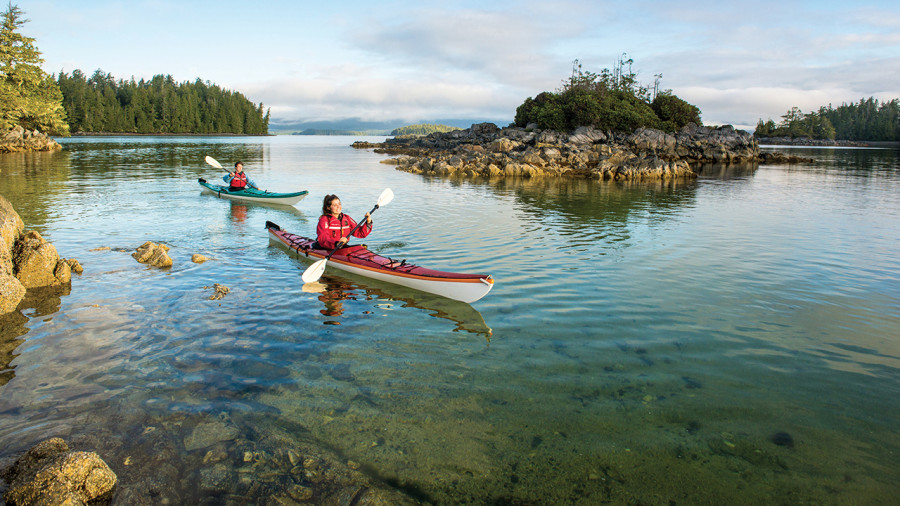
[354,122,811,181]
[0,126,61,153]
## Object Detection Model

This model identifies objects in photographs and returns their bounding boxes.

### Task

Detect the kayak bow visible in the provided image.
[266,221,494,303]
[198,178,308,205]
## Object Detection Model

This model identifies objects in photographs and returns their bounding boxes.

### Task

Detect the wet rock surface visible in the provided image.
[1,437,117,505]
[132,242,172,268]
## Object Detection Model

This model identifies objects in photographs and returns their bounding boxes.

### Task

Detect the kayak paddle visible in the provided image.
[205,155,259,189]
[301,188,394,283]
[205,155,226,171]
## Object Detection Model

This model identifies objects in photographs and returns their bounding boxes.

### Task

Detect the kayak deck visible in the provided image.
[266,221,493,303]
[198,178,308,205]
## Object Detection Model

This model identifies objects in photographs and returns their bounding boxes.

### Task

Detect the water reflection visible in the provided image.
[0,284,72,389]
[229,202,248,224]
[0,150,71,229]
[694,161,760,179]
[0,312,28,388]
[486,175,701,230]
[17,285,71,318]
[300,271,492,339]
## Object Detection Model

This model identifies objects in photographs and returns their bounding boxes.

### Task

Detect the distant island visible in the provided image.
[754,98,900,143]
[286,123,464,136]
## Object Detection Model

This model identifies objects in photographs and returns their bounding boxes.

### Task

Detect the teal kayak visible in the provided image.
[198,178,308,205]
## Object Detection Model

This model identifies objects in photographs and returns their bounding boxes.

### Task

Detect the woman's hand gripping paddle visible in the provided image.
[301,188,394,283]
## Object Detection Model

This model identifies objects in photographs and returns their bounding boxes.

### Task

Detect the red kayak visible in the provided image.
[266,221,494,303]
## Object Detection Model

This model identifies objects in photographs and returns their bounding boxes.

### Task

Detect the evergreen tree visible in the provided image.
[55,69,270,135]
[0,3,68,135]
[755,97,899,141]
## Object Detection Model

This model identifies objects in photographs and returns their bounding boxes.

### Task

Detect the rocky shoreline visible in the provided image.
[0,126,61,153]
[353,123,814,180]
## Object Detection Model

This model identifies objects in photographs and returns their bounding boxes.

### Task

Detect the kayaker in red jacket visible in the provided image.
[316,194,372,250]
[223,161,257,191]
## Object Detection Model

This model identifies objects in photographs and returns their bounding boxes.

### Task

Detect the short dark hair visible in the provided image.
[234,161,243,168]
[322,194,340,216]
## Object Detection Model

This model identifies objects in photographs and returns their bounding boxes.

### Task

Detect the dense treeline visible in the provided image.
[56,70,270,135]
[514,56,702,133]
[391,124,461,136]
[754,97,900,142]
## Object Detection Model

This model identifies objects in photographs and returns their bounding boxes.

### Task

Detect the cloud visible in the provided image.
[246,74,518,123]
[349,4,588,89]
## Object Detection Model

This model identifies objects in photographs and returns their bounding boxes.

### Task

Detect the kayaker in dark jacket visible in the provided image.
[223,161,257,190]
[316,194,372,250]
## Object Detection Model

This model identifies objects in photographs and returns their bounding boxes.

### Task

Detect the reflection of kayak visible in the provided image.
[198,178,308,205]
[266,221,494,303]
[306,276,492,339]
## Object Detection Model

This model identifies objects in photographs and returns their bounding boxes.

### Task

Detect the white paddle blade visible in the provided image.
[205,155,223,169]
[377,188,394,207]
[301,259,327,283]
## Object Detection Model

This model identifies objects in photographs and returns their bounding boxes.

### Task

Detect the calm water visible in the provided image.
[0,136,898,504]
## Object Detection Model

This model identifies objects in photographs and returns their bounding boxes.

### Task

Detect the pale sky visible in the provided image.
[20,0,900,131]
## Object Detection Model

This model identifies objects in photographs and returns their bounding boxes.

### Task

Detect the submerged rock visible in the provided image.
[203,283,229,300]
[183,420,240,451]
[1,437,117,505]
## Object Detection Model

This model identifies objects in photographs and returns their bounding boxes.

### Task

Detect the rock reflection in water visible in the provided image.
[0,311,28,388]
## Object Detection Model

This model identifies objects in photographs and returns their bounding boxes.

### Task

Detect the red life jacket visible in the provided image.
[230,172,248,189]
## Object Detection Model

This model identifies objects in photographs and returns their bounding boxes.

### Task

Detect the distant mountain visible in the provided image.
[268,117,511,135]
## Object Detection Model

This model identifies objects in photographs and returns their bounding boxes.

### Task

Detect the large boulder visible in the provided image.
[0,274,26,314]
[1,437,117,505]
[0,195,24,254]
[12,231,70,289]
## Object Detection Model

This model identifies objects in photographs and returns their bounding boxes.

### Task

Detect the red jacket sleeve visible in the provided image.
[351,216,372,239]
[316,215,338,250]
